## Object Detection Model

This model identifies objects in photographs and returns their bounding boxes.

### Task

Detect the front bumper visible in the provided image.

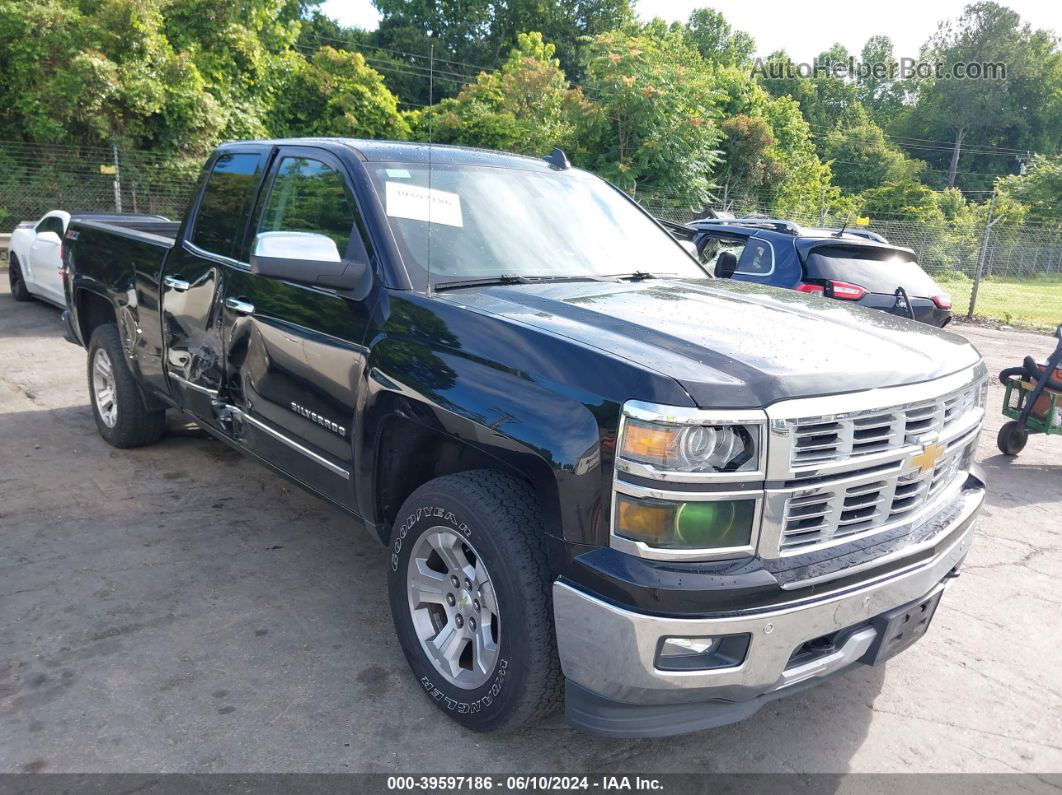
[554,481,983,737]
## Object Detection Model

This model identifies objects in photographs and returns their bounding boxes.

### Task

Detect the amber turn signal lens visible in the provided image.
[615,494,755,550]
[620,422,673,462]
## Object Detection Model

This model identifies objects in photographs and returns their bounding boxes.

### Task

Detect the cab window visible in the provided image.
[191,152,264,259]
[257,157,356,256]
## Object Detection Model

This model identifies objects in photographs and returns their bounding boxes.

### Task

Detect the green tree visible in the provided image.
[575,27,723,203]
[757,46,857,136]
[900,2,1047,187]
[822,105,924,194]
[269,46,411,139]
[684,8,755,67]
[997,154,1062,226]
[411,32,579,154]
[369,0,635,104]
[856,35,903,121]
[0,0,226,152]
[760,95,836,216]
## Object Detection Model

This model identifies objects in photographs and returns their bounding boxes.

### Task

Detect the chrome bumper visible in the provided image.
[554,484,982,709]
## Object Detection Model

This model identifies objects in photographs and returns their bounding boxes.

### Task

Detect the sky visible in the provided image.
[319,0,1061,63]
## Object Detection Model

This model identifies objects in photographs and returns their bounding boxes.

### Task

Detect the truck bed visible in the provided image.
[72,215,180,245]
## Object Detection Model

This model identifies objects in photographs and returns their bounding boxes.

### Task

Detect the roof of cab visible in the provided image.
[215,137,557,171]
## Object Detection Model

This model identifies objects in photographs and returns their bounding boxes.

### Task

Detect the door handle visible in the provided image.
[163,275,191,292]
[224,297,255,315]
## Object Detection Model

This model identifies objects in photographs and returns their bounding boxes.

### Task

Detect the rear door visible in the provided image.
[220,147,375,510]
[160,148,267,426]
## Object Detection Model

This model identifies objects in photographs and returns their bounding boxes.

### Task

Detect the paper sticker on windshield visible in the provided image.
[386,168,411,178]
[386,182,463,227]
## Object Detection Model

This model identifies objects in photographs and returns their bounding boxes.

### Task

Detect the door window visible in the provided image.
[35,216,64,237]
[257,157,356,256]
[697,234,746,270]
[191,152,264,259]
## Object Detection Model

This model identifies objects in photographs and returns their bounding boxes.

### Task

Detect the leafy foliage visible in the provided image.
[269,46,410,139]
[410,32,579,154]
[574,26,723,202]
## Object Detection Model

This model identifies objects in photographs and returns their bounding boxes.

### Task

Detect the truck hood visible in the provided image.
[439,278,981,408]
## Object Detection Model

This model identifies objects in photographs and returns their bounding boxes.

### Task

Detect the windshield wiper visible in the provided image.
[434,275,530,292]
[610,271,676,282]
[434,274,612,292]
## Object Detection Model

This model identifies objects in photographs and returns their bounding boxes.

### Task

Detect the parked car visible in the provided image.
[8,211,171,307]
[679,218,953,327]
[63,139,987,737]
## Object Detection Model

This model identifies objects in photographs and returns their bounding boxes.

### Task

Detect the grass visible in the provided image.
[936,274,1062,331]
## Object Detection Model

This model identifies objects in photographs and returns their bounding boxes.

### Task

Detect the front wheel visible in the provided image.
[996,421,1028,456]
[8,256,31,301]
[87,324,166,448]
[387,470,562,733]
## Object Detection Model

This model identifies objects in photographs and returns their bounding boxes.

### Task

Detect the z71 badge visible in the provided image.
[290,402,346,437]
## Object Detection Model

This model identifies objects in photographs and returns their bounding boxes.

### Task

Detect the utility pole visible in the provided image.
[819,187,826,226]
[112,143,122,213]
[968,190,1001,319]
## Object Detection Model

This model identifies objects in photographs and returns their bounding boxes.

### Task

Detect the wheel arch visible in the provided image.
[75,288,118,346]
[368,410,564,546]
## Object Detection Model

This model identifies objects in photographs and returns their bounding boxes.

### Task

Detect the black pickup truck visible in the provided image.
[62,138,988,737]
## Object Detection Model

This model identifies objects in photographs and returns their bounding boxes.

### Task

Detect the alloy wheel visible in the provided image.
[92,347,118,428]
[406,526,501,689]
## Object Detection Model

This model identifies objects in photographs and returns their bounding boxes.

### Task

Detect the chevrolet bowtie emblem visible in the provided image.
[910,441,945,474]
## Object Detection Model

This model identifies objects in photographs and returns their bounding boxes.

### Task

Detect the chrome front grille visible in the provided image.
[779,428,976,551]
[763,365,988,557]
[790,379,982,469]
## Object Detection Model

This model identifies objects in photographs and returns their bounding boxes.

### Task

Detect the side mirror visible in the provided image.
[1055,323,1062,340]
[36,231,62,246]
[250,231,371,296]
[715,250,738,279]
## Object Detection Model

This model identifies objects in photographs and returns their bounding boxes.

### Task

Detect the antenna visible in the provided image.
[833,213,851,238]
[428,43,434,293]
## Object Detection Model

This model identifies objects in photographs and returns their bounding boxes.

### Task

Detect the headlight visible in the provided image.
[620,417,759,473]
[615,493,756,550]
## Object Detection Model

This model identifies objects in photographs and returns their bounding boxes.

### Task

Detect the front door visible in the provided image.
[29,215,65,302]
[221,148,374,510]
[160,150,266,426]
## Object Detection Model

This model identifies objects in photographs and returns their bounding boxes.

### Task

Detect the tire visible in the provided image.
[996,421,1028,456]
[387,470,562,733]
[87,324,166,448]
[8,256,31,301]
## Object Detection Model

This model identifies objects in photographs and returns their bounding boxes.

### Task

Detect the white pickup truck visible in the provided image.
[9,211,168,307]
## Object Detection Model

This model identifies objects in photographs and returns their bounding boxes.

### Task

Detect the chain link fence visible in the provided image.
[2,139,1059,330]
[0,141,198,230]
[644,195,1062,331]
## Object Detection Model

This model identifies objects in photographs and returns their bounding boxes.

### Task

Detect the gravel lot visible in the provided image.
[1,279,1060,774]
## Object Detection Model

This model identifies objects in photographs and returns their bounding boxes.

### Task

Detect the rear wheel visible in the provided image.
[87,324,166,448]
[387,470,562,733]
[8,256,30,301]
[996,421,1028,456]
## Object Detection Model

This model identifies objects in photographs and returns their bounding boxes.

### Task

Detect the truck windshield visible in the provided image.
[368,162,707,289]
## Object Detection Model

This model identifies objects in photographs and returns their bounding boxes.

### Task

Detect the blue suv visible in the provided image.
[669,218,953,327]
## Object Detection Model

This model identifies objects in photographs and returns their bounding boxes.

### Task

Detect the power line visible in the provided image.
[305,32,492,74]
[803,120,1035,158]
